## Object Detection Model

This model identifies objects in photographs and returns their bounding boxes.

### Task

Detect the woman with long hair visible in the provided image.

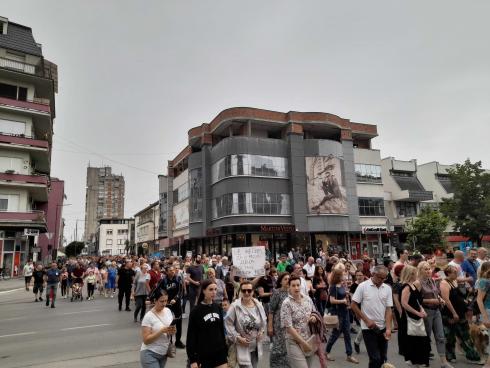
[268,272,291,368]
[325,269,358,364]
[476,261,490,368]
[400,265,430,367]
[140,289,176,368]
[440,265,481,364]
[225,280,267,368]
[281,275,321,368]
[417,261,452,368]
[392,264,406,356]
[312,265,328,316]
[133,264,151,323]
[186,279,228,368]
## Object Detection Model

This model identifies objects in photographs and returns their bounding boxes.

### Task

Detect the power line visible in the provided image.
[55,135,162,175]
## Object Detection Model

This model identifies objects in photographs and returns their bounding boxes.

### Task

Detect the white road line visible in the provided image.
[60,323,111,331]
[0,331,37,338]
[0,288,24,294]
[62,309,102,315]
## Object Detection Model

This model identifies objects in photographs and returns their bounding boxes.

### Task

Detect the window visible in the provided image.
[358,198,385,216]
[117,229,128,235]
[106,229,113,235]
[106,239,113,245]
[18,87,27,101]
[190,168,203,222]
[0,119,26,136]
[0,156,23,173]
[211,154,288,183]
[355,164,382,183]
[396,201,417,217]
[0,83,17,99]
[0,194,19,212]
[212,192,290,219]
[117,239,124,245]
[173,183,189,203]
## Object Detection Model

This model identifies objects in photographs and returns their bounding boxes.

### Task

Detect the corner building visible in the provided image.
[160,107,390,260]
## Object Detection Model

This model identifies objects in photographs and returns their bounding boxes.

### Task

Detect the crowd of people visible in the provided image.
[19,246,490,368]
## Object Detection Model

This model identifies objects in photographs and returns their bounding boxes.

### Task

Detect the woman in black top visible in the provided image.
[400,265,430,366]
[312,265,328,316]
[186,279,228,368]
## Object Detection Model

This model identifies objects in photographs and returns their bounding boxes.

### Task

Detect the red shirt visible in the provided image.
[149,269,161,290]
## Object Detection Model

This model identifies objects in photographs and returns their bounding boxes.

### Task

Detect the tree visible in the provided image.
[440,159,490,247]
[407,207,449,253]
[64,241,85,257]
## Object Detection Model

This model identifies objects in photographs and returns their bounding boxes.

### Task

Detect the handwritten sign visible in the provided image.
[186,251,193,258]
[232,247,266,278]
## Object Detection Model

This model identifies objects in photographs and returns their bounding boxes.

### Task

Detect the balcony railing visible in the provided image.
[0,95,50,114]
[0,132,49,149]
[0,210,46,222]
[0,57,36,74]
[0,172,49,186]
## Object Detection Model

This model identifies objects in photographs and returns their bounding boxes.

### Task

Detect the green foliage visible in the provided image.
[440,159,490,246]
[64,241,85,257]
[407,207,449,253]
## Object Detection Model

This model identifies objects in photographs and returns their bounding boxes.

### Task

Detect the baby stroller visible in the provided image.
[71,279,83,302]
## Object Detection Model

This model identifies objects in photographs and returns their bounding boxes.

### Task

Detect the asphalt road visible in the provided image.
[0,280,481,368]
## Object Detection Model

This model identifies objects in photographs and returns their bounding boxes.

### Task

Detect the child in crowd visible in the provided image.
[86,270,96,300]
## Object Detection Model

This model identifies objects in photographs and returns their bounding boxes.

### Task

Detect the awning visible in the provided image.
[446,235,490,242]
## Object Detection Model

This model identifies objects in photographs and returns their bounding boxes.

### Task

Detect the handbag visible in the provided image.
[323,314,339,329]
[406,298,427,337]
[300,334,318,357]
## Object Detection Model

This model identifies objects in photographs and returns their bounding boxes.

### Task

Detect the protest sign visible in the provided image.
[232,246,266,278]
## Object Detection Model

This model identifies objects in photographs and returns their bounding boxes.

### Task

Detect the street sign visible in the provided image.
[24,229,40,236]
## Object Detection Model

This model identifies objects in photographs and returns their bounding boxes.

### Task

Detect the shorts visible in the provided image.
[197,349,228,368]
[25,276,32,283]
[33,283,43,294]
[106,278,115,289]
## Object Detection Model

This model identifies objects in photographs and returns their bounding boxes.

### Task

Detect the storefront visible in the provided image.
[0,236,30,278]
[349,226,390,260]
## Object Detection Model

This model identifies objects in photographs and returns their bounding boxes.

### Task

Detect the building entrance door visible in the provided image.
[2,252,13,278]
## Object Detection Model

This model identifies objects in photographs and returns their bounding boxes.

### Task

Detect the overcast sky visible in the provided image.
[3,1,489,243]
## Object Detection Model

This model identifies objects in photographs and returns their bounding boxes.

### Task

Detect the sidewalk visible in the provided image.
[0,277,25,292]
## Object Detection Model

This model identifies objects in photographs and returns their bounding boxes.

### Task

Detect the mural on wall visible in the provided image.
[306,155,347,214]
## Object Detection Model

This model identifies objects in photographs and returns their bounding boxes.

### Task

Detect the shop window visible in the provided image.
[355,164,382,183]
[358,198,385,216]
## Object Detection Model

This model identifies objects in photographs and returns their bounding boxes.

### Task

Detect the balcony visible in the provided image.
[0,172,49,201]
[0,57,56,80]
[0,210,47,230]
[0,95,50,115]
[392,189,433,202]
[0,132,49,149]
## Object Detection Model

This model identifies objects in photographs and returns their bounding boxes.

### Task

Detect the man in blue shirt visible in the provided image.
[44,262,61,308]
[462,248,480,287]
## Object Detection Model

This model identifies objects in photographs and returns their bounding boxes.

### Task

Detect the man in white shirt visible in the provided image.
[293,263,309,296]
[303,256,316,278]
[23,261,34,291]
[351,265,393,368]
[478,247,488,264]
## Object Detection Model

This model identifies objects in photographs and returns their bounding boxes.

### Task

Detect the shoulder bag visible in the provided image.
[406,293,427,337]
[151,310,176,358]
[323,286,339,329]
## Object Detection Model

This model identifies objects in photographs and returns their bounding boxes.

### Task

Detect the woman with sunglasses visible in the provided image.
[225,280,267,368]
[186,279,228,368]
[140,289,176,368]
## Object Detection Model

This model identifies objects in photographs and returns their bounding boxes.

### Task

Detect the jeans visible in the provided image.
[239,349,259,368]
[118,287,131,309]
[326,309,352,356]
[188,287,199,313]
[362,329,388,368]
[46,284,57,305]
[423,308,446,356]
[140,349,167,368]
[134,295,147,321]
[168,299,183,343]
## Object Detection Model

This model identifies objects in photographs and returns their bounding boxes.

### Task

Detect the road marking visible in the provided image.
[0,288,24,294]
[0,331,37,338]
[60,323,111,331]
[62,309,102,315]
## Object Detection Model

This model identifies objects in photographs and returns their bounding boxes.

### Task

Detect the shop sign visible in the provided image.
[24,228,40,236]
[260,225,296,233]
[361,226,387,234]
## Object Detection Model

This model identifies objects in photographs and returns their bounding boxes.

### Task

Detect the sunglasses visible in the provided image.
[241,289,253,294]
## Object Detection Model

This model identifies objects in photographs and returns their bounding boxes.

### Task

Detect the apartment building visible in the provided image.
[158,107,391,260]
[95,218,134,256]
[0,17,59,275]
[84,166,125,243]
[134,201,159,256]
[382,157,433,245]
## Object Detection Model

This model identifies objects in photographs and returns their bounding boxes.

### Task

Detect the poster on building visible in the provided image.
[305,155,347,214]
[173,201,189,230]
[232,246,266,278]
